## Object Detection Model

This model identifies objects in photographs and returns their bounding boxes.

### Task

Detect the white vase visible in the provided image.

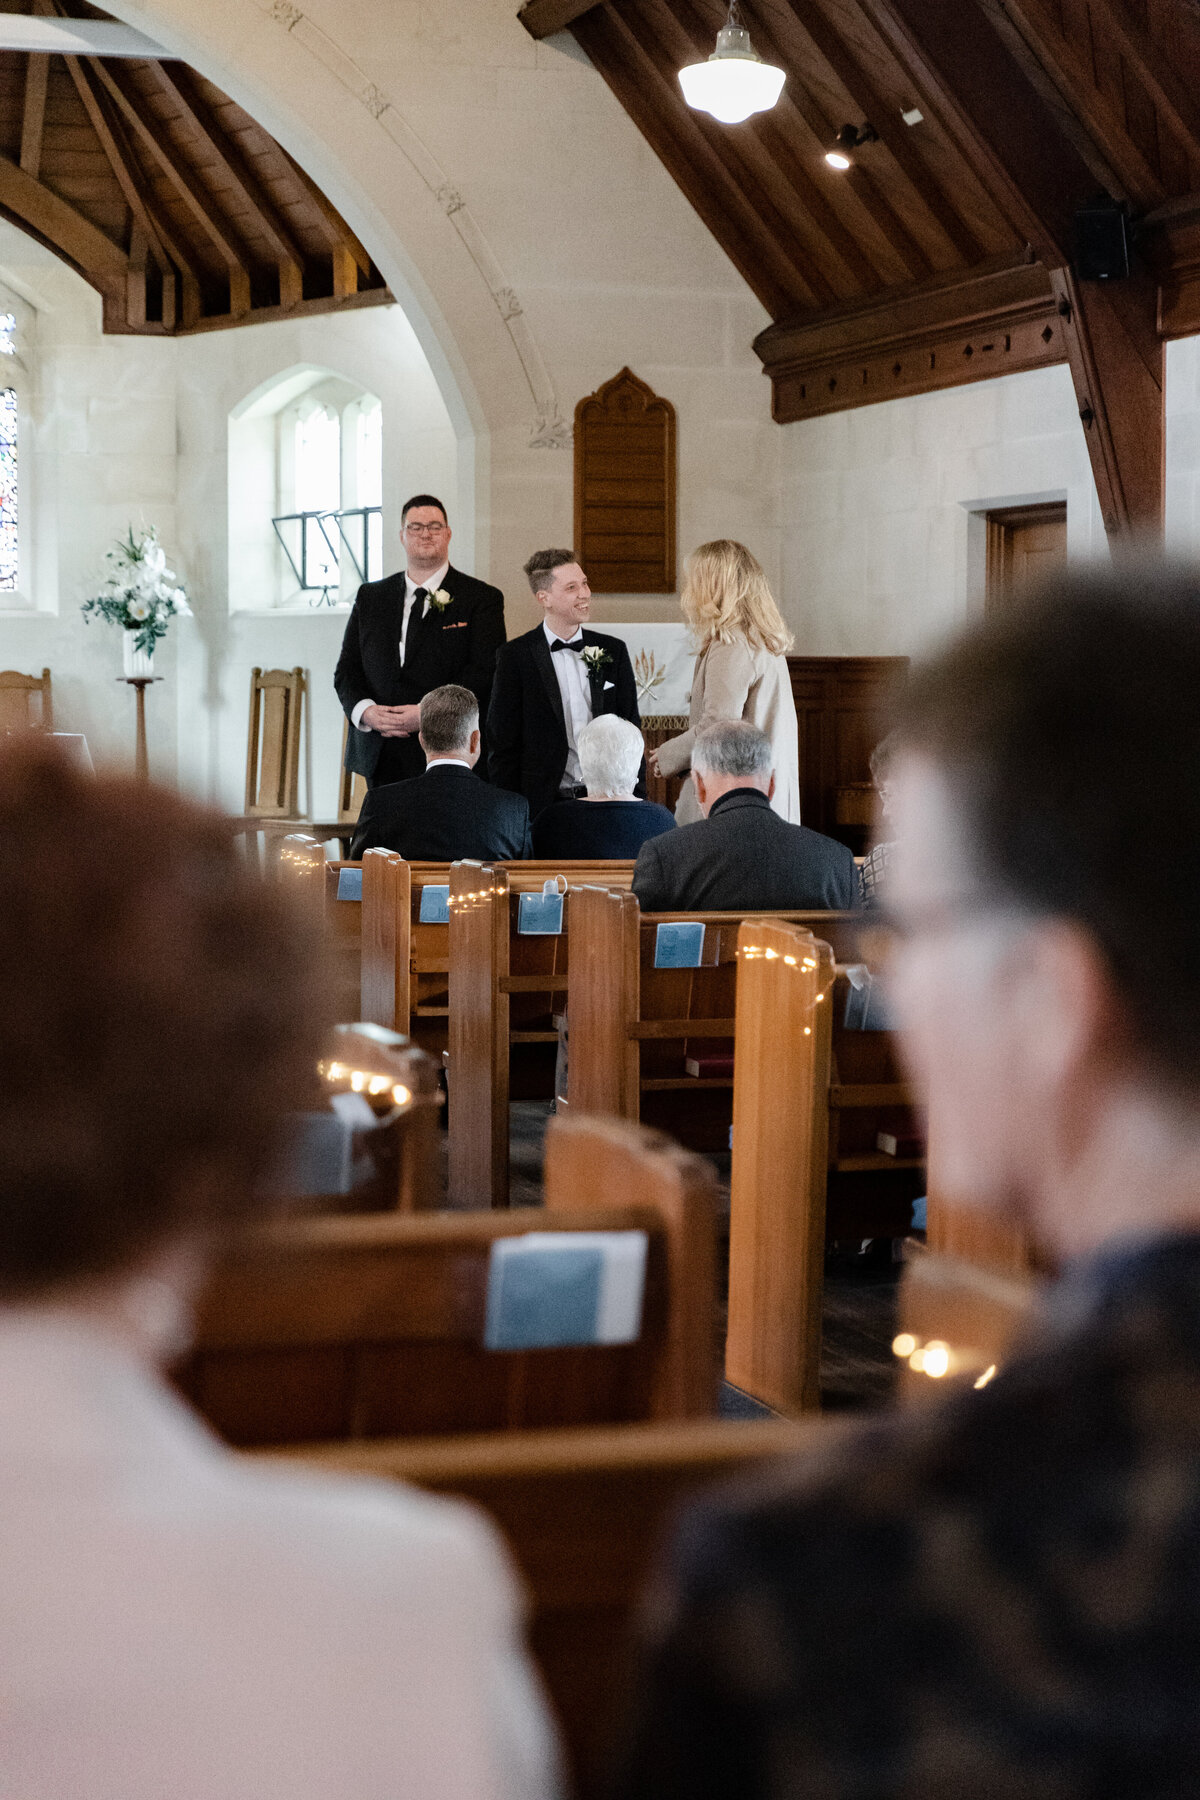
[122,630,154,679]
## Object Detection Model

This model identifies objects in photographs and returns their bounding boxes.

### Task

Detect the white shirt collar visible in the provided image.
[424,757,473,772]
[406,562,450,597]
[543,620,584,648]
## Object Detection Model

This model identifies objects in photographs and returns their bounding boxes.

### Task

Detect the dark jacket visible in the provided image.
[487,626,642,820]
[618,1231,1200,1800]
[531,798,676,861]
[348,762,531,862]
[335,566,506,782]
[632,788,857,913]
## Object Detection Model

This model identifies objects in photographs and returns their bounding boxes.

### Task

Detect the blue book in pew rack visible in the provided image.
[654,920,705,968]
[484,1231,648,1350]
[518,890,564,935]
[418,884,450,924]
[336,867,363,902]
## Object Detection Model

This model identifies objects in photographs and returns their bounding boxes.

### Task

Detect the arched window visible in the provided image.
[228,369,383,612]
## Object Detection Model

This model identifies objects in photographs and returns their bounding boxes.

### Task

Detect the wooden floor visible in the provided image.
[444,1100,901,1416]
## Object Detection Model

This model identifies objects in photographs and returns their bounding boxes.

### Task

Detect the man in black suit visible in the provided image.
[349,684,530,861]
[335,494,506,788]
[487,547,642,820]
[633,719,857,912]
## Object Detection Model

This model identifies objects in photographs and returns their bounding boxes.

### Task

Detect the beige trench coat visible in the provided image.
[655,637,801,825]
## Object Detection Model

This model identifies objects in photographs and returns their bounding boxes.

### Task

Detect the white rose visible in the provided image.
[127,598,150,621]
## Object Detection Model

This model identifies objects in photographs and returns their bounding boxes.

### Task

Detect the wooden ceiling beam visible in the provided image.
[87,58,253,276]
[517,0,599,34]
[985,0,1166,209]
[573,5,819,314]
[20,53,48,179]
[62,52,200,290]
[859,0,1162,537]
[147,62,308,298]
[280,148,372,279]
[0,146,127,291]
[1084,0,1200,170]
[781,0,985,265]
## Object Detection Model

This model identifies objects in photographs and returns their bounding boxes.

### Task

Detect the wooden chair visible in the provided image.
[726,918,836,1414]
[565,886,862,1153]
[245,665,305,818]
[175,1112,718,1446]
[338,715,367,826]
[0,666,51,732]
[446,859,639,1207]
[270,1414,827,1800]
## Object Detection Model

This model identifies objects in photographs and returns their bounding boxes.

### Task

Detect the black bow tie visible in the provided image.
[551,636,584,653]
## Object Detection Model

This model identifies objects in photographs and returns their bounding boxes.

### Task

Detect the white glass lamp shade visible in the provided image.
[678,23,785,125]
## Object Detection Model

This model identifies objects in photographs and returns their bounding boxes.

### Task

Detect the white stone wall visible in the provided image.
[777,362,1109,660]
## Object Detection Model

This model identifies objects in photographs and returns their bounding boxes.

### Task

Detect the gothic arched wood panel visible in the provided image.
[574,367,676,593]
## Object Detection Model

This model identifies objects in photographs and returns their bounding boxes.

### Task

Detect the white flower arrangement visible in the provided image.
[81,526,191,656]
[581,644,612,675]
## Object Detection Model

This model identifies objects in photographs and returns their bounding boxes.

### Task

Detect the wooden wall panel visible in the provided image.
[787,655,908,847]
[574,367,676,593]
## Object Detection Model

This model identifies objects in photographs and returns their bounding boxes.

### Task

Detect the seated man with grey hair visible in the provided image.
[632,718,857,912]
[349,683,531,861]
[532,715,676,859]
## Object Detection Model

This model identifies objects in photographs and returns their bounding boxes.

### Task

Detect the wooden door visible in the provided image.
[986,503,1067,609]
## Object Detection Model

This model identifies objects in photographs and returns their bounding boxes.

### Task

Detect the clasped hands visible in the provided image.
[361,702,422,737]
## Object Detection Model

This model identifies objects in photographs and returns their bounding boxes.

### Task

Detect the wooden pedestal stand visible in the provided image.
[118,676,162,781]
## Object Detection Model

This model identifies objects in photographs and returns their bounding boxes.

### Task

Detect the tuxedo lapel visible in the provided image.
[531,629,566,732]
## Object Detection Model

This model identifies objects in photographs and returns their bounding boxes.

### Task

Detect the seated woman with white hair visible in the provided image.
[531,714,676,858]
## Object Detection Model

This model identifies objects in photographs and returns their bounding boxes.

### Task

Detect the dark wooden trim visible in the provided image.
[171,283,394,336]
[757,256,1061,421]
[517,0,600,38]
[19,51,47,179]
[1049,265,1164,535]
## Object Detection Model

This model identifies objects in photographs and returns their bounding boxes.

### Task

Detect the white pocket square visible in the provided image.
[603,680,615,691]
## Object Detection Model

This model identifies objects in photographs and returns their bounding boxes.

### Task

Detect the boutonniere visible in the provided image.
[581,645,612,675]
[427,588,454,613]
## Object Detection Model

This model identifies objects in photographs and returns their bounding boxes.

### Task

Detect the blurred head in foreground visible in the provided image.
[0,735,329,1331]
[889,562,1200,1257]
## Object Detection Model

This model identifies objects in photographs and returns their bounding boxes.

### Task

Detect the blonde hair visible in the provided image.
[680,540,793,657]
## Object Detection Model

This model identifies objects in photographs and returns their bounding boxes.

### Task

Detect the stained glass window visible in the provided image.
[0,314,17,357]
[0,387,18,589]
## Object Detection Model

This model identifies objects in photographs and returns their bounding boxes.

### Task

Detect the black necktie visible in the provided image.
[551,636,583,653]
[402,588,428,665]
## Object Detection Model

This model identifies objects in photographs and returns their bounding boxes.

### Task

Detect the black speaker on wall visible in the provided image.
[1073,198,1130,281]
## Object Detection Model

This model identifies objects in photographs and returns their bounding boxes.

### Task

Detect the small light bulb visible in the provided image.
[825,149,852,169]
[892,1333,917,1358]
[391,1084,411,1106]
[350,1070,366,1092]
[923,1341,951,1378]
[784,955,797,965]
[368,1075,391,1095]
[974,1364,997,1390]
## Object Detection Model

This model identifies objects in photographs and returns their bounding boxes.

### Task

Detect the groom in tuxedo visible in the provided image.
[335,494,506,787]
[487,547,642,820]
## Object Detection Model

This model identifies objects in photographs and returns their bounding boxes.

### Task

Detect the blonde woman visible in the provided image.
[651,540,800,825]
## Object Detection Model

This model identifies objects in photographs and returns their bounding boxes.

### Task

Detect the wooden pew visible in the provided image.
[175,1113,718,1446]
[310,1024,442,1214]
[726,918,836,1414]
[446,858,636,1207]
[269,1414,828,1800]
[825,964,927,1240]
[565,885,862,1153]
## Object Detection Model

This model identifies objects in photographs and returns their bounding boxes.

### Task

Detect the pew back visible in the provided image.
[727,918,836,1413]
[177,1113,717,1445]
[566,886,862,1152]
[271,1415,825,1800]
[445,859,636,1206]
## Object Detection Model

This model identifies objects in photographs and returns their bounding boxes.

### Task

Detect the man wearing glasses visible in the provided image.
[336,494,506,787]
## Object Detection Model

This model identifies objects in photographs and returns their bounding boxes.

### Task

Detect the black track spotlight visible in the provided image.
[825,122,878,169]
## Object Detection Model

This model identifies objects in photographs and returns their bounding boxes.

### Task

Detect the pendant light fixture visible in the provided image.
[678,1,785,126]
